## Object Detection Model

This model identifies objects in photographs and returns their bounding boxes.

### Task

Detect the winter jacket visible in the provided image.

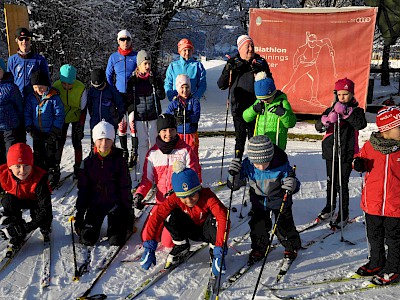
[217,53,272,118]
[0,72,24,131]
[53,79,87,123]
[142,188,228,247]
[315,99,367,162]
[165,95,201,134]
[106,50,137,93]
[355,133,400,218]
[136,137,201,203]
[7,52,50,98]
[87,83,125,130]
[0,164,52,233]
[164,56,207,101]
[76,147,132,216]
[228,145,300,210]
[126,71,164,121]
[242,91,296,150]
[25,88,66,133]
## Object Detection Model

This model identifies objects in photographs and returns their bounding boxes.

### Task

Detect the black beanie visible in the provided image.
[91,68,106,87]
[157,114,176,132]
[31,70,50,86]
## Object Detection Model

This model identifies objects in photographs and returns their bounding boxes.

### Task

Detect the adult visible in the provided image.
[106,30,137,159]
[217,34,272,159]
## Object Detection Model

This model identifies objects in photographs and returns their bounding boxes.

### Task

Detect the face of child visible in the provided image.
[178,84,190,99]
[9,164,32,181]
[253,162,270,171]
[381,126,400,141]
[138,61,151,74]
[61,82,73,91]
[159,128,177,142]
[180,48,193,60]
[95,138,113,153]
[179,192,199,208]
[337,90,353,104]
[238,42,255,62]
[33,85,48,96]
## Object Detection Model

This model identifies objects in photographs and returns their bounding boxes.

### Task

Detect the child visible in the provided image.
[133,114,201,248]
[0,143,53,257]
[352,106,400,286]
[165,74,201,158]
[164,38,207,102]
[74,120,133,246]
[243,72,296,150]
[53,64,88,178]
[315,78,367,227]
[139,160,228,277]
[0,58,24,164]
[25,70,66,189]
[125,50,165,178]
[87,68,125,144]
[228,135,301,264]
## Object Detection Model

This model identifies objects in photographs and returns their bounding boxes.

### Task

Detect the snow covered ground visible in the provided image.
[0,60,399,300]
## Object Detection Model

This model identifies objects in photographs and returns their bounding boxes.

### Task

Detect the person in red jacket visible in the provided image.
[353,106,400,286]
[0,143,52,257]
[139,160,229,276]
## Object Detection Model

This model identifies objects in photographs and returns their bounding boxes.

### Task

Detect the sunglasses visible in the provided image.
[17,36,31,41]
[119,37,131,42]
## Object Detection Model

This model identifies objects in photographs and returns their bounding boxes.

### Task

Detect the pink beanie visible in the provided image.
[335,78,355,94]
[175,74,191,91]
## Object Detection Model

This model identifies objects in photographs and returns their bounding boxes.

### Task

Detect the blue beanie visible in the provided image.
[0,58,6,72]
[254,72,276,100]
[172,161,201,198]
[60,64,77,84]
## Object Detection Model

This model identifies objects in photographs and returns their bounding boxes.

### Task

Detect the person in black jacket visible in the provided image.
[315,78,367,227]
[217,34,272,159]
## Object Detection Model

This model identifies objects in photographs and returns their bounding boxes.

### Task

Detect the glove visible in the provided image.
[228,158,242,176]
[269,105,285,117]
[212,246,227,276]
[250,58,265,74]
[0,223,26,241]
[253,101,265,114]
[140,240,158,270]
[75,124,84,140]
[133,193,144,210]
[46,127,61,144]
[281,177,297,194]
[333,102,353,119]
[174,110,184,125]
[225,57,243,71]
[353,157,367,173]
[321,111,338,126]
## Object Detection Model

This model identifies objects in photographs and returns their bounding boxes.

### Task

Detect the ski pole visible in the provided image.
[238,180,247,219]
[337,113,345,239]
[218,70,232,185]
[276,117,280,147]
[69,216,80,281]
[329,91,339,225]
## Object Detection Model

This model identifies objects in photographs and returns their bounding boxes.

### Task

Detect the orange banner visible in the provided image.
[249,7,377,114]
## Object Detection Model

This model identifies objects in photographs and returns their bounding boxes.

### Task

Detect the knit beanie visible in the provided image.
[92,120,115,142]
[31,70,50,86]
[254,72,276,100]
[0,58,6,72]
[335,78,355,94]
[60,64,77,84]
[157,114,176,133]
[7,143,34,167]
[247,135,274,164]
[177,38,194,53]
[91,68,106,87]
[175,74,191,91]
[376,106,400,133]
[136,50,151,66]
[171,161,201,198]
[117,29,131,41]
[237,35,253,51]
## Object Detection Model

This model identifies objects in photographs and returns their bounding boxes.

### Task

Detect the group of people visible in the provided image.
[0,26,399,287]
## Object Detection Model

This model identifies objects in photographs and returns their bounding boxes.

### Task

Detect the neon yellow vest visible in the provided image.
[53,79,85,123]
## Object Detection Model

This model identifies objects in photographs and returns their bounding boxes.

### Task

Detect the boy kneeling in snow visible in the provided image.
[0,143,53,257]
[140,161,229,276]
[228,135,301,265]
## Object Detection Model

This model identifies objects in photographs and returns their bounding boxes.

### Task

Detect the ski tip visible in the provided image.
[217,181,227,186]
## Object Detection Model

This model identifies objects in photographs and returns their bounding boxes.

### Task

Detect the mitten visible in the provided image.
[250,58,265,74]
[228,158,242,176]
[321,111,338,126]
[334,102,354,119]
[269,105,285,117]
[133,193,144,210]
[281,177,297,194]
[140,240,158,270]
[212,246,227,276]
[253,101,265,114]
[225,57,243,71]
[353,157,367,173]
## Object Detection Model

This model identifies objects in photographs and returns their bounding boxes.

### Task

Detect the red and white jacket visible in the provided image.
[356,141,400,217]
[142,188,228,247]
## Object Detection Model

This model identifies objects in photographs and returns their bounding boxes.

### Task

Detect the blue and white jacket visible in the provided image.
[106,51,137,93]
[0,73,24,131]
[165,95,201,134]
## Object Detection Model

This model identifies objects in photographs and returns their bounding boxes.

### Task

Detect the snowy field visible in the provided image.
[0,60,399,299]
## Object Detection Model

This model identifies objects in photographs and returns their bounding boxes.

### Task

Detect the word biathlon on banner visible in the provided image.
[249,7,377,114]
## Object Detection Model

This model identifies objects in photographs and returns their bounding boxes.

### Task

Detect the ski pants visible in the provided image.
[0,129,24,165]
[135,120,157,179]
[57,122,83,169]
[233,115,255,159]
[32,133,61,172]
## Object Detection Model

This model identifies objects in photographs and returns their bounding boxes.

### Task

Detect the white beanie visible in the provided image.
[237,35,253,51]
[175,74,191,91]
[92,120,115,143]
[117,30,132,41]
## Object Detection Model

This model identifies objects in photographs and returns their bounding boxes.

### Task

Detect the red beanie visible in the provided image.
[177,38,194,53]
[335,78,355,94]
[7,143,34,167]
[376,106,400,133]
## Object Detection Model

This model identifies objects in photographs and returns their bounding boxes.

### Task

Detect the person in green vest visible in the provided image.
[53,64,87,179]
[243,72,296,150]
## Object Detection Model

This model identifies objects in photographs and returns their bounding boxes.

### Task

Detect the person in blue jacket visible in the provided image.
[25,70,65,189]
[164,38,206,102]
[106,30,137,158]
[0,58,24,165]
[7,28,50,99]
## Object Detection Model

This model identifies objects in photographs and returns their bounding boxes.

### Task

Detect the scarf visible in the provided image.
[156,135,179,154]
[136,71,151,81]
[94,146,112,158]
[370,132,400,154]
[118,47,133,56]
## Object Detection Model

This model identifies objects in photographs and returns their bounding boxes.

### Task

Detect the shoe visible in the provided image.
[284,250,298,260]
[166,240,190,267]
[41,229,51,243]
[248,249,264,265]
[128,150,137,169]
[317,206,334,220]
[371,272,400,286]
[356,262,383,277]
[331,214,349,228]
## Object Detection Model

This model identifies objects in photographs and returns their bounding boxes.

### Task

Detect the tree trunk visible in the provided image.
[381,44,390,86]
